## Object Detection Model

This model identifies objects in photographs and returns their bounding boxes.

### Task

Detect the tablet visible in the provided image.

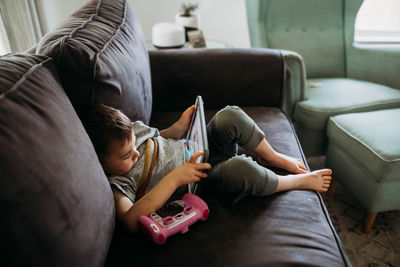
[185,96,209,194]
[185,95,209,163]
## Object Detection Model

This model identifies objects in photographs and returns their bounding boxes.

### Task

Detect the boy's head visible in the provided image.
[82,104,139,175]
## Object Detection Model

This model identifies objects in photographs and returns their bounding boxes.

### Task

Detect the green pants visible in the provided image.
[207,106,278,196]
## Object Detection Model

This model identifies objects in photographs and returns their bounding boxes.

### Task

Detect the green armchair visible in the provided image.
[246,0,400,156]
[246,0,400,233]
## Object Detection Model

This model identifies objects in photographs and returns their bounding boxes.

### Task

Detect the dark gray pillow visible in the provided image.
[36,0,152,124]
[0,53,114,267]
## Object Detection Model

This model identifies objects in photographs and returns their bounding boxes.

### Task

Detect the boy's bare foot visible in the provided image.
[254,139,307,174]
[258,152,308,174]
[275,169,332,193]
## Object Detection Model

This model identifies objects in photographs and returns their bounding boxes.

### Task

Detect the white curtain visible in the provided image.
[0,0,42,53]
[0,13,11,55]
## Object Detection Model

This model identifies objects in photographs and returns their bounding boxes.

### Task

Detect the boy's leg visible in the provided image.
[207,106,264,165]
[205,106,332,194]
[275,169,332,193]
[255,140,308,174]
[208,155,332,195]
[208,155,279,196]
[206,105,305,174]
[206,106,278,195]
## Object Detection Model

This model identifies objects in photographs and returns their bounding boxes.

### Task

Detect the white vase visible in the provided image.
[175,13,200,29]
[175,14,200,41]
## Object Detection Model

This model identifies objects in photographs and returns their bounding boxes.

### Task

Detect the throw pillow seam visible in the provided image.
[0,57,53,102]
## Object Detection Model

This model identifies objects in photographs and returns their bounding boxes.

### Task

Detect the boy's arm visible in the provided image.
[112,173,179,232]
[113,152,210,232]
[160,105,195,139]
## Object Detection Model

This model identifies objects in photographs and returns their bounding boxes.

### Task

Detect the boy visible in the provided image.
[82,104,332,232]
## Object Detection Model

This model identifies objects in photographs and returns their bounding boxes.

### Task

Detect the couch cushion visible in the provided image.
[327,108,400,182]
[0,53,114,267]
[149,49,285,112]
[36,0,152,124]
[294,78,400,131]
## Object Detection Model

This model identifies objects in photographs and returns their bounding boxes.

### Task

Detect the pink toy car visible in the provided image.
[138,193,209,244]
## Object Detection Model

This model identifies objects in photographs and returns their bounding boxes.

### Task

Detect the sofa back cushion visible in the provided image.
[36,0,152,124]
[0,53,114,267]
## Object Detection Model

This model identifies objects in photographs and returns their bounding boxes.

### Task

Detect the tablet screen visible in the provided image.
[184,96,209,194]
[185,105,204,163]
[185,96,208,164]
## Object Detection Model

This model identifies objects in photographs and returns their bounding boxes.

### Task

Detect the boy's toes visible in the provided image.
[317,168,332,176]
[319,187,328,192]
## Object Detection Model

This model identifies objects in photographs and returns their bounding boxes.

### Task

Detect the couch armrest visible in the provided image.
[280,50,307,118]
[149,48,285,112]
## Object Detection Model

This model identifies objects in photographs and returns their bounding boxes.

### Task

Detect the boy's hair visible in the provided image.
[81,104,133,163]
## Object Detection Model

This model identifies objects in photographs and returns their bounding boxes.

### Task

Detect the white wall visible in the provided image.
[129,0,250,48]
[36,0,251,48]
[36,0,88,33]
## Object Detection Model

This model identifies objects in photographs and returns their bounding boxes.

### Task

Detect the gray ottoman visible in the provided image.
[326,108,400,233]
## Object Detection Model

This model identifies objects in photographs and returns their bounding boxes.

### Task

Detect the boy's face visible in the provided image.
[102,130,139,175]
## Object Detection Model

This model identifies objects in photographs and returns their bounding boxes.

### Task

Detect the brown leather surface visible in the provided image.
[0,54,114,267]
[36,0,153,124]
[149,48,284,112]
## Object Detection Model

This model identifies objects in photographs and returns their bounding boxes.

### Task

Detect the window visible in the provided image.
[0,0,42,54]
[0,14,11,55]
[354,0,400,44]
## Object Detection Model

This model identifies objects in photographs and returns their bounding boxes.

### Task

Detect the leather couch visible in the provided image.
[0,0,350,266]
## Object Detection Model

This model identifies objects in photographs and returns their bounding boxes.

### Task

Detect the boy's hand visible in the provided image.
[172,105,196,138]
[177,105,195,133]
[160,105,195,139]
[169,152,211,187]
